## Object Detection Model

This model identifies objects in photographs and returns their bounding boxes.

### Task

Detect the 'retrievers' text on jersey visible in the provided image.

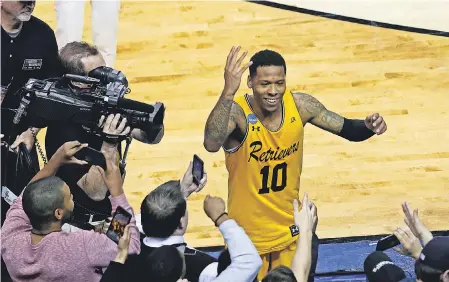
[224,90,304,254]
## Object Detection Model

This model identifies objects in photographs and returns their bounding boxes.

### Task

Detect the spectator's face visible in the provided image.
[81,54,106,74]
[1,1,35,21]
[60,184,74,225]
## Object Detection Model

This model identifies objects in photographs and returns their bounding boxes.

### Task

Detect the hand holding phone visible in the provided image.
[376,234,400,251]
[192,154,204,186]
[74,146,107,170]
[106,206,132,243]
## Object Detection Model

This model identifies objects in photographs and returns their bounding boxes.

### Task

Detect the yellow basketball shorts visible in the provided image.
[258,241,297,280]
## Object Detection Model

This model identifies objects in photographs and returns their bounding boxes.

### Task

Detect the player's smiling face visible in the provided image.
[248,65,286,113]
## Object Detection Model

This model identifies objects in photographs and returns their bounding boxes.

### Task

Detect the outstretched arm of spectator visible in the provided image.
[393,226,423,260]
[2,142,88,252]
[180,161,208,198]
[30,141,88,183]
[202,195,262,282]
[82,151,140,270]
[96,149,140,252]
[402,201,433,246]
[99,226,131,282]
[291,193,317,282]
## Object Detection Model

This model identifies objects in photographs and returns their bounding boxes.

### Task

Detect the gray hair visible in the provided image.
[140,180,186,238]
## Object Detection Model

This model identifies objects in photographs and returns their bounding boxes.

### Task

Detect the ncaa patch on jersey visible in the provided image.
[248,114,257,124]
[289,224,299,237]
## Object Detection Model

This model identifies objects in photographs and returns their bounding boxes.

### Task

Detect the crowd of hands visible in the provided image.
[6,111,436,281]
[40,139,319,281]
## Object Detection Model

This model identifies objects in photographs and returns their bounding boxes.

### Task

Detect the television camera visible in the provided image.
[11,66,165,170]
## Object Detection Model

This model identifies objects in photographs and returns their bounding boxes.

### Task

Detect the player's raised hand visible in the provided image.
[364,113,387,135]
[223,46,253,96]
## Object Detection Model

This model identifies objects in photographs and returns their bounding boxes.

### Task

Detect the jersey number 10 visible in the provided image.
[258,162,287,194]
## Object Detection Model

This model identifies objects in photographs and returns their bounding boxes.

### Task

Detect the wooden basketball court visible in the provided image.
[34,1,449,247]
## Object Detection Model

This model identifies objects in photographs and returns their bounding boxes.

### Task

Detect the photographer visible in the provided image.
[43,41,164,227]
[46,41,164,163]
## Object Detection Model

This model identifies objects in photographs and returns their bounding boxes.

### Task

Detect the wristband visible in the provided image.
[214,212,228,227]
[338,118,374,142]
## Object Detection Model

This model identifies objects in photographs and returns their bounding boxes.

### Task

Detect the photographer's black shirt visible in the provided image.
[1,16,61,226]
[1,16,62,137]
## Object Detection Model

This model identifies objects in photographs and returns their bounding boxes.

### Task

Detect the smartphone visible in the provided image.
[106,206,132,243]
[74,146,107,170]
[192,154,204,186]
[376,234,401,251]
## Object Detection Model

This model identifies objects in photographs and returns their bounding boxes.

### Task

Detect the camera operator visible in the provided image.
[44,41,164,228]
[1,0,62,224]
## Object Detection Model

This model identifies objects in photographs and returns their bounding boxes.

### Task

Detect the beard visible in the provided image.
[16,7,34,22]
[16,12,32,22]
[61,208,74,225]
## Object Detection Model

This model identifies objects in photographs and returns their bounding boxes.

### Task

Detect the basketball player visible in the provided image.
[203,46,387,279]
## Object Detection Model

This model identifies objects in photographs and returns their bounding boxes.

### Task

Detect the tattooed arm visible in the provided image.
[294,93,377,141]
[294,93,344,134]
[204,95,245,152]
[204,46,253,152]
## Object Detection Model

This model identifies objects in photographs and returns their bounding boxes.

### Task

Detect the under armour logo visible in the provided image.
[289,225,299,237]
[291,117,296,123]
[252,126,260,131]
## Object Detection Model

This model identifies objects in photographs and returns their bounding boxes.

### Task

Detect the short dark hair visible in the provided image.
[249,49,286,77]
[140,180,186,238]
[145,245,184,282]
[262,266,298,282]
[59,41,100,75]
[415,260,445,282]
[22,176,66,230]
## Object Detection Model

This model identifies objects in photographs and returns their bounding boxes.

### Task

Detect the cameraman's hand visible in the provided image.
[100,114,131,137]
[180,161,207,198]
[96,149,124,197]
[54,141,89,165]
[203,195,228,226]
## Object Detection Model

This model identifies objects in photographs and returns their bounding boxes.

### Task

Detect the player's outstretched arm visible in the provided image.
[204,46,252,152]
[293,93,387,142]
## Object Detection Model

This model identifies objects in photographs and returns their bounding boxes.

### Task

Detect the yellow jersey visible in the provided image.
[224,91,304,254]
